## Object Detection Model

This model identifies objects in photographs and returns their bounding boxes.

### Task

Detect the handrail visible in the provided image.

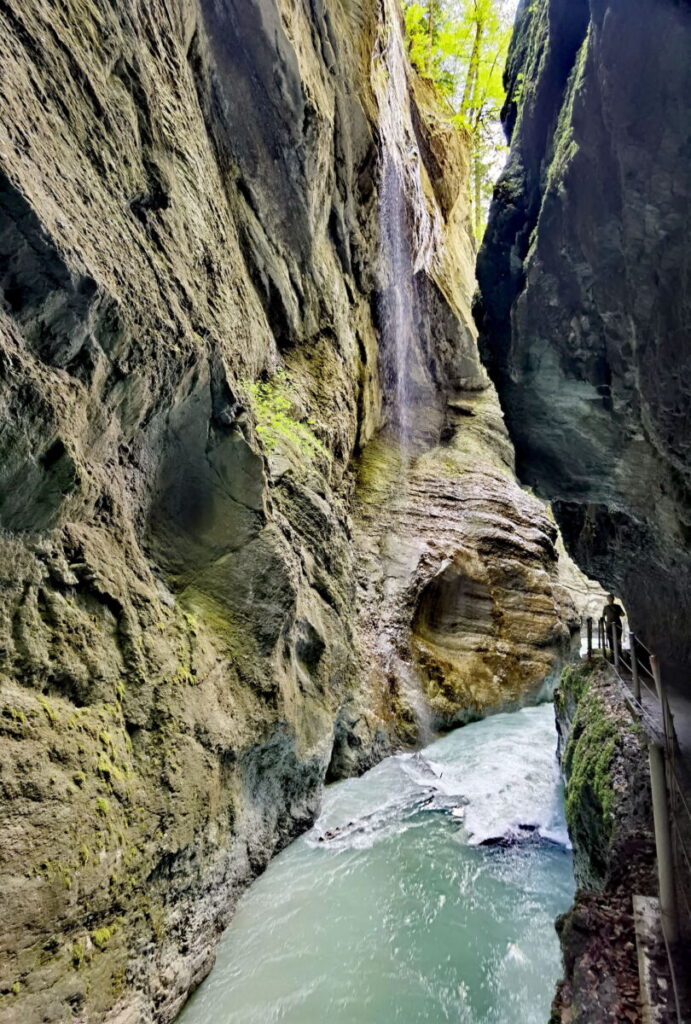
[583,615,690,831]
[639,662,658,683]
[640,675,664,702]
[669,770,691,829]
[613,673,666,746]
[608,633,657,683]
[634,635,656,658]
[582,617,689,1021]
[671,820,691,876]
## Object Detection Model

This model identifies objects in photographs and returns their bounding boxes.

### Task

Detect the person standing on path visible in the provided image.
[603,593,625,656]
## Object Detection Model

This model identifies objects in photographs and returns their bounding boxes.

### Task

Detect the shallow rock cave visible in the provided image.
[412,562,494,651]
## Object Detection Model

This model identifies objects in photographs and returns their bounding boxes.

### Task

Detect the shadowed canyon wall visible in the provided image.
[0,0,584,1020]
[476,0,691,686]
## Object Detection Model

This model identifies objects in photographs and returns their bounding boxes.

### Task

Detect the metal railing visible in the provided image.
[584,617,690,1022]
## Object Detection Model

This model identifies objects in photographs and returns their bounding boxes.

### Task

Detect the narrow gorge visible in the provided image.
[0,0,687,1022]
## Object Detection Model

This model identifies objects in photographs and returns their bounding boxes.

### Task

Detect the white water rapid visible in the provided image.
[177,704,575,1024]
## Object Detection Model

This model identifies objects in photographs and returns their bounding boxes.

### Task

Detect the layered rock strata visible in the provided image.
[476,0,691,688]
[344,14,581,752]
[0,0,580,1020]
[352,390,580,742]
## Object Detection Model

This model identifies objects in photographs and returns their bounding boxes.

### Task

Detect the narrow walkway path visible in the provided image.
[583,636,691,1021]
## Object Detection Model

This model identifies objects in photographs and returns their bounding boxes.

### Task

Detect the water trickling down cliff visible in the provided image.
[349,0,582,753]
[0,1,588,1020]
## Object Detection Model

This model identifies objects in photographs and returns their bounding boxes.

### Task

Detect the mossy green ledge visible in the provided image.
[554,659,652,888]
[551,658,657,1022]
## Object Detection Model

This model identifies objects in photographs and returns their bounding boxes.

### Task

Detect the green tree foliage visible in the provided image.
[402,0,515,238]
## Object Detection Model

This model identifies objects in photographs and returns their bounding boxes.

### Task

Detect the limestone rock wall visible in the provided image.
[353,389,580,740]
[0,2,381,1019]
[0,0,580,1020]
[350,27,580,744]
[476,0,691,687]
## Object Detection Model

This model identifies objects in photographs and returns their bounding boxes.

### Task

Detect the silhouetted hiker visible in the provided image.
[603,594,625,654]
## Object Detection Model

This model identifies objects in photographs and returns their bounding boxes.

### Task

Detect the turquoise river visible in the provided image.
[178,703,575,1023]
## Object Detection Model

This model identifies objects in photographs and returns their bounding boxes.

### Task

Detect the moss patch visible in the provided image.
[562,690,618,834]
[559,662,620,850]
[95,796,110,817]
[555,659,651,888]
[244,370,329,462]
[91,926,115,951]
[354,436,404,506]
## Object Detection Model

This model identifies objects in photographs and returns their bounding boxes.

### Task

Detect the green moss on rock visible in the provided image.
[71,940,87,969]
[95,797,110,817]
[91,926,114,951]
[563,693,618,839]
[244,370,330,463]
[554,658,652,889]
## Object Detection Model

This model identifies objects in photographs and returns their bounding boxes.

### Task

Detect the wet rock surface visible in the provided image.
[0,0,586,1020]
[552,659,658,1023]
[354,391,581,737]
[349,11,582,742]
[0,1,379,1019]
[476,0,691,688]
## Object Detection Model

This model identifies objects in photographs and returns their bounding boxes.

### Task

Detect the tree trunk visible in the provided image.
[460,4,486,239]
[460,9,483,117]
[428,0,438,43]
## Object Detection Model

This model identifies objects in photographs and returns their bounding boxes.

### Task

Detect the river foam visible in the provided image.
[178,704,574,1024]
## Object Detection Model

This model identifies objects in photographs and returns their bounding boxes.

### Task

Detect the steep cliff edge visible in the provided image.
[476,0,691,688]
[0,2,378,1019]
[0,1,580,1020]
[348,29,581,750]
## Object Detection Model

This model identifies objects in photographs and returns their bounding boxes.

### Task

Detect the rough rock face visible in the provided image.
[555,662,653,890]
[0,1,379,1018]
[476,0,691,687]
[343,20,581,752]
[552,660,656,1023]
[353,390,579,740]
[0,0,580,1021]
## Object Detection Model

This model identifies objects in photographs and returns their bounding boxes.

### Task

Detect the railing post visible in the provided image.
[611,622,620,673]
[587,617,593,660]
[651,654,663,703]
[648,741,679,946]
[650,655,673,751]
[630,631,641,702]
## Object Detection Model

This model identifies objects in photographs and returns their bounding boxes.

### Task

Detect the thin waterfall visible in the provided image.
[373,0,442,450]
[371,0,444,740]
[379,158,415,446]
